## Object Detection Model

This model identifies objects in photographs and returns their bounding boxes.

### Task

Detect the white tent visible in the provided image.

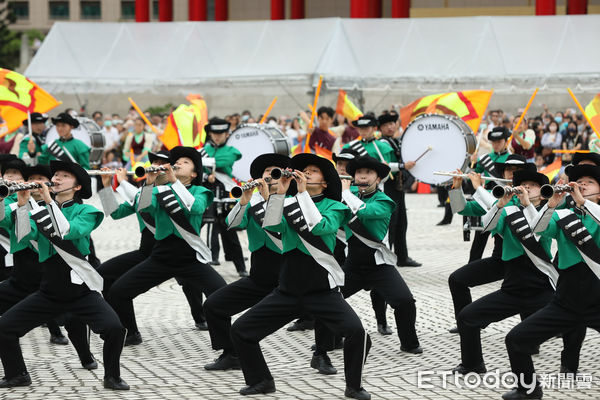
[25,16,600,115]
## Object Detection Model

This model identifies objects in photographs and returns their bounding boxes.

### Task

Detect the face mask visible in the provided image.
[555,116,563,124]
[568,127,577,133]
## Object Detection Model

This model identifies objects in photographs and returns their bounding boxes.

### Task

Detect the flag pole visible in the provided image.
[27,111,32,139]
[567,88,600,140]
[128,97,160,135]
[508,88,538,144]
[304,75,323,153]
[259,97,278,124]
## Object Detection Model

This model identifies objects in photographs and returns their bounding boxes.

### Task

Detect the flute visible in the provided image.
[86,170,136,176]
[230,181,264,198]
[135,165,180,178]
[0,182,55,198]
[270,168,294,180]
[492,185,522,199]
[434,171,512,184]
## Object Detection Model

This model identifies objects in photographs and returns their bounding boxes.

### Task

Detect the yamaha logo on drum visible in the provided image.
[417,123,450,131]
[235,131,259,140]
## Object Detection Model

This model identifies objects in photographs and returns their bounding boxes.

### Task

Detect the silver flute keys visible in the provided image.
[0,182,56,198]
[540,184,574,199]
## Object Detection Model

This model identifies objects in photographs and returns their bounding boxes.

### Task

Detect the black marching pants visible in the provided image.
[506,263,600,391]
[468,230,490,263]
[384,180,408,262]
[210,218,247,273]
[231,288,371,390]
[0,290,125,380]
[108,236,226,335]
[0,280,92,363]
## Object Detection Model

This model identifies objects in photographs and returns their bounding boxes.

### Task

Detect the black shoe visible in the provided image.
[50,334,69,345]
[448,327,459,334]
[195,321,208,331]
[397,257,422,267]
[377,324,393,335]
[501,386,543,399]
[560,365,577,375]
[287,319,314,331]
[124,332,142,346]
[436,220,452,226]
[237,270,249,277]
[452,362,487,375]
[209,260,220,266]
[103,376,130,390]
[531,344,540,355]
[82,357,98,370]
[204,352,241,371]
[239,379,276,395]
[0,373,31,388]
[345,386,371,400]
[310,353,337,375]
[400,345,423,354]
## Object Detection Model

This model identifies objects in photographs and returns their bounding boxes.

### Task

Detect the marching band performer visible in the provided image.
[107,146,227,346]
[37,113,90,169]
[19,112,49,166]
[503,164,600,400]
[203,153,288,371]
[0,161,128,390]
[203,117,248,276]
[230,153,371,400]
[0,156,26,281]
[0,164,96,367]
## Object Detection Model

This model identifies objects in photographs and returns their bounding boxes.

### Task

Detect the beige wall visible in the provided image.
[9,0,600,32]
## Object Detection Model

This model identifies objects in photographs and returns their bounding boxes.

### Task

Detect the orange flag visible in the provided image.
[585,93,600,134]
[0,68,60,133]
[336,90,363,121]
[539,158,562,183]
[400,90,493,133]
[186,94,208,147]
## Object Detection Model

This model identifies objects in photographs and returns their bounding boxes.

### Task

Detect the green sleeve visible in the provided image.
[225,205,250,229]
[537,213,559,239]
[110,202,136,220]
[214,147,241,170]
[184,189,211,216]
[38,145,50,165]
[76,143,90,169]
[356,197,395,221]
[63,208,103,241]
[458,201,487,216]
[310,205,350,236]
[0,204,14,230]
[18,140,35,159]
[474,161,484,173]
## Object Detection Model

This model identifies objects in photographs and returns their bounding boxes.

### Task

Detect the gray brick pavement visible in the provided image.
[2,193,599,399]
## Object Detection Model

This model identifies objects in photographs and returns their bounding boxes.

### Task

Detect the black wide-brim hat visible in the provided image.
[170,146,203,185]
[250,153,290,179]
[332,148,360,164]
[512,169,549,187]
[1,159,27,177]
[488,126,510,141]
[290,153,341,201]
[50,160,92,199]
[22,112,48,126]
[205,118,230,134]
[567,164,600,185]
[51,112,79,129]
[24,165,53,181]
[0,154,18,166]
[565,152,600,175]
[352,115,377,128]
[377,113,398,127]
[149,150,170,164]
[495,154,536,174]
[347,156,391,179]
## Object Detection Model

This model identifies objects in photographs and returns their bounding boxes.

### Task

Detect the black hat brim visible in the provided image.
[24,165,53,181]
[495,161,536,175]
[148,151,171,164]
[347,157,391,179]
[567,164,600,185]
[571,152,600,167]
[51,115,80,129]
[377,114,398,126]
[170,146,203,184]
[1,159,27,177]
[512,169,549,187]
[250,153,290,179]
[290,153,341,201]
[50,160,92,199]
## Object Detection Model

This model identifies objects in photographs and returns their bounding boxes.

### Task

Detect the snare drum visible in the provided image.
[227,123,290,181]
[400,114,476,185]
[46,117,105,166]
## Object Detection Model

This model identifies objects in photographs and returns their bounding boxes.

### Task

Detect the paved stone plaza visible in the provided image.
[2,193,599,399]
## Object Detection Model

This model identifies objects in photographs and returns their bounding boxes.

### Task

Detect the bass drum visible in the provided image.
[227,123,290,181]
[400,114,476,185]
[46,117,105,167]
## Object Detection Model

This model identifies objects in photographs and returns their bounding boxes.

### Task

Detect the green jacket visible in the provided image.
[203,143,241,177]
[264,195,350,256]
[226,194,281,253]
[537,209,600,270]
[18,137,43,159]
[0,199,37,253]
[343,187,395,241]
[139,183,213,240]
[342,139,395,163]
[24,201,103,262]
[110,192,146,233]
[474,151,510,177]
[38,137,90,169]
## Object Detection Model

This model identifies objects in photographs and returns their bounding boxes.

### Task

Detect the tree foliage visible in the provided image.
[0,0,18,70]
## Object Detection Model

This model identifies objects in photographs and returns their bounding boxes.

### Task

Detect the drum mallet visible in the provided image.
[414,146,433,163]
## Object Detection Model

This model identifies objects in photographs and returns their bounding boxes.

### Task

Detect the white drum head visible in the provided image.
[401,114,471,185]
[228,124,283,181]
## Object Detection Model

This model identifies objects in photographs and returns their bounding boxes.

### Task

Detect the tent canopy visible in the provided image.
[26,15,600,95]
